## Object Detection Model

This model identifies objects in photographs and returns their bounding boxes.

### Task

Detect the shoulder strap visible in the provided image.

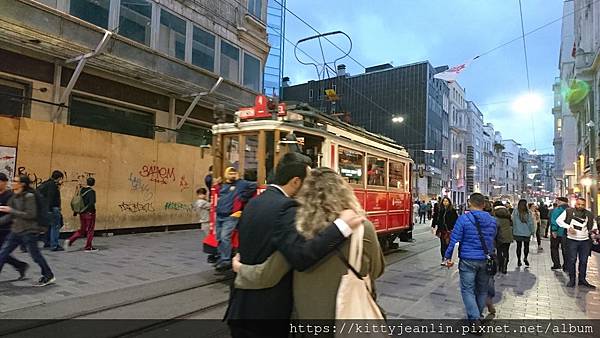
[467,213,490,257]
[336,224,365,276]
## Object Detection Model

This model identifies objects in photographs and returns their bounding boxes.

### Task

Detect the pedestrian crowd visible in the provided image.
[0,171,98,287]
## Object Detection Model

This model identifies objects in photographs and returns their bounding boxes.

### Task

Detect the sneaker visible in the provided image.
[566,280,575,287]
[17,263,29,281]
[524,259,530,267]
[551,265,562,270]
[51,246,64,252]
[517,260,522,267]
[84,247,99,252]
[578,280,596,288]
[35,275,56,287]
[538,247,543,251]
[64,239,71,251]
[216,262,232,272]
[441,259,447,266]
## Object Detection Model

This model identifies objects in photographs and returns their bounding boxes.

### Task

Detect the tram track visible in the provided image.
[2,234,439,338]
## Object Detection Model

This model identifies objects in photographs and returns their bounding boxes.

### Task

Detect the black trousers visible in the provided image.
[497,242,511,273]
[516,240,530,261]
[550,235,567,268]
[535,223,542,246]
[439,235,450,259]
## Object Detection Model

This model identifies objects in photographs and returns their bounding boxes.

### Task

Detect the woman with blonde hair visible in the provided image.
[232,167,385,319]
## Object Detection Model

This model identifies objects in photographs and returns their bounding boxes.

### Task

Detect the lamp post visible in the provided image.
[586,119,597,214]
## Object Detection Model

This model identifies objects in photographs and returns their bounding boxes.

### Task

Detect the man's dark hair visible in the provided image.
[18,175,33,190]
[557,197,568,203]
[87,177,95,186]
[469,193,485,208]
[272,152,311,186]
[577,197,586,202]
[197,187,207,195]
[51,170,64,180]
[0,173,8,182]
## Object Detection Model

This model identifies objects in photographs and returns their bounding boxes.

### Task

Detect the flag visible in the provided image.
[433,56,479,82]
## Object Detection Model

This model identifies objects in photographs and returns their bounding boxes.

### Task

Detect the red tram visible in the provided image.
[203,96,414,254]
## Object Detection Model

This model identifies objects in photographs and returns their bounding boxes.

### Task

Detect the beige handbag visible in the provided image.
[335,224,384,320]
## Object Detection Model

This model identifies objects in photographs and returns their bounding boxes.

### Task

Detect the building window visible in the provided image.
[69,0,110,29]
[0,78,30,117]
[192,26,215,71]
[69,97,155,139]
[308,89,313,100]
[367,156,386,186]
[248,0,263,20]
[177,122,212,147]
[338,147,364,185]
[220,41,240,82]
[243,53,261,92]
[119,0,152,46]
[159,9,186,61]
[243,134,259,181]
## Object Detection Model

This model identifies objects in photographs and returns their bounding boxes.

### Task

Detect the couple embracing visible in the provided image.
[225,152,385,337]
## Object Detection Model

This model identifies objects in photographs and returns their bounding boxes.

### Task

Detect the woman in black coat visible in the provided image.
[431,196,459,265]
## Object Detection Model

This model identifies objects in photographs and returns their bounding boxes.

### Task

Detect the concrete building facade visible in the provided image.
[448,81,467,205]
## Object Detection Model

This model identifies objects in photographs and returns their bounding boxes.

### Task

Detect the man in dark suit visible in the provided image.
[225,153,363,337]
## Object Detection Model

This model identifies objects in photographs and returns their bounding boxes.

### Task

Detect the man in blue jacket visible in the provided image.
[549,197,569,271]
[445,193,497,321]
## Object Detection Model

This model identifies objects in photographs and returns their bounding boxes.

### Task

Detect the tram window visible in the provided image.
[224,135,240,170]
[389,161,406,191]
[367,156,386,187]
[243,134,259,180]
[338,147,364,185]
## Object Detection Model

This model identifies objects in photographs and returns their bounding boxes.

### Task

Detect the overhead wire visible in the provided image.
[518,0,537,152]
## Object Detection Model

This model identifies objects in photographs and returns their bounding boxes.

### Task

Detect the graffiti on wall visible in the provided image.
[16,167,96,188]
[128,173,153,201]
[118,201,155,213]
[139,163,176,185]
[164,201,192,212]
[179,175,190,192]
[0,146,16,181]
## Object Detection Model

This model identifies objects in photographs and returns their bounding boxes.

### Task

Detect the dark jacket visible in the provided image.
[38,179,61,208]
[494,206,513,244]
[225,186,346,324]
[0,190,13,233]
[445,210,497,260]
[80,187,96,213]
[432,206,458,232]
[539,205,550,220]
[0,190,39,234]
[215,179,256,217]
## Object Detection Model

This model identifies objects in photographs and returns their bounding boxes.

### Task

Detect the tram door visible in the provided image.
[215,131,272,185]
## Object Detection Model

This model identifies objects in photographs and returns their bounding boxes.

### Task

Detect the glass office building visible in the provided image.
[263,0,286,97]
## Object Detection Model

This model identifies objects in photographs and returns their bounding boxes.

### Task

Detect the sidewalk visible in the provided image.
[0,229,213,315]
[378,233,600,319]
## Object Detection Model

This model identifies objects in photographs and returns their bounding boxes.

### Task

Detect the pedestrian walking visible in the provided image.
[512,199,535,268]
[530,203,543,251]
[64,178,97,252]
[540,203,550,238]
[431,196,458,265]
[224,153,363,336]
[556,197,596,288]
[205,166,213,202]
[213,167,257,272]
[413,200,420,224]
[233,167,384,321]
[0,175,55,286]
[493,201,513,274]
[549,197,569,271]
[426,201,433,220]
[419,201,427,224]
[193,188,210,229]
[38,170,64,251]
[0,173,28,279]
[444,193,497,322]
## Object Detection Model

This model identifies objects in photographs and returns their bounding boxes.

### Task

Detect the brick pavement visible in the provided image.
[0,229,212,314]
[378,232,600,319]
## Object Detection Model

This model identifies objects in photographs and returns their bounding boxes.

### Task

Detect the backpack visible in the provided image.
[70,188,91,214]
[33,191,51,230]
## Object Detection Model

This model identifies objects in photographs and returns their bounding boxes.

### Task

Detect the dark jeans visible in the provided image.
[439,232,450,259]
[550,235,567,268]
[419,213,426,224]
[68,212,96,250]
[458,259,489,320]
[516,239,530,262]
[0,232,53,278]
[49,207,63,249]
[0,231,27,272]
[566,238,591,282]
[535,223,542,246]
[497,242,511,273]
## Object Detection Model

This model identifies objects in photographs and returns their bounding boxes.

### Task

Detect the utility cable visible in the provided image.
[518,0,537,152]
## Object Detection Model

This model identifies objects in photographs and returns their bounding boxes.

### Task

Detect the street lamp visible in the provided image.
[392,116,404,123]
[452,154,460,159]
[469,165,477,170]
